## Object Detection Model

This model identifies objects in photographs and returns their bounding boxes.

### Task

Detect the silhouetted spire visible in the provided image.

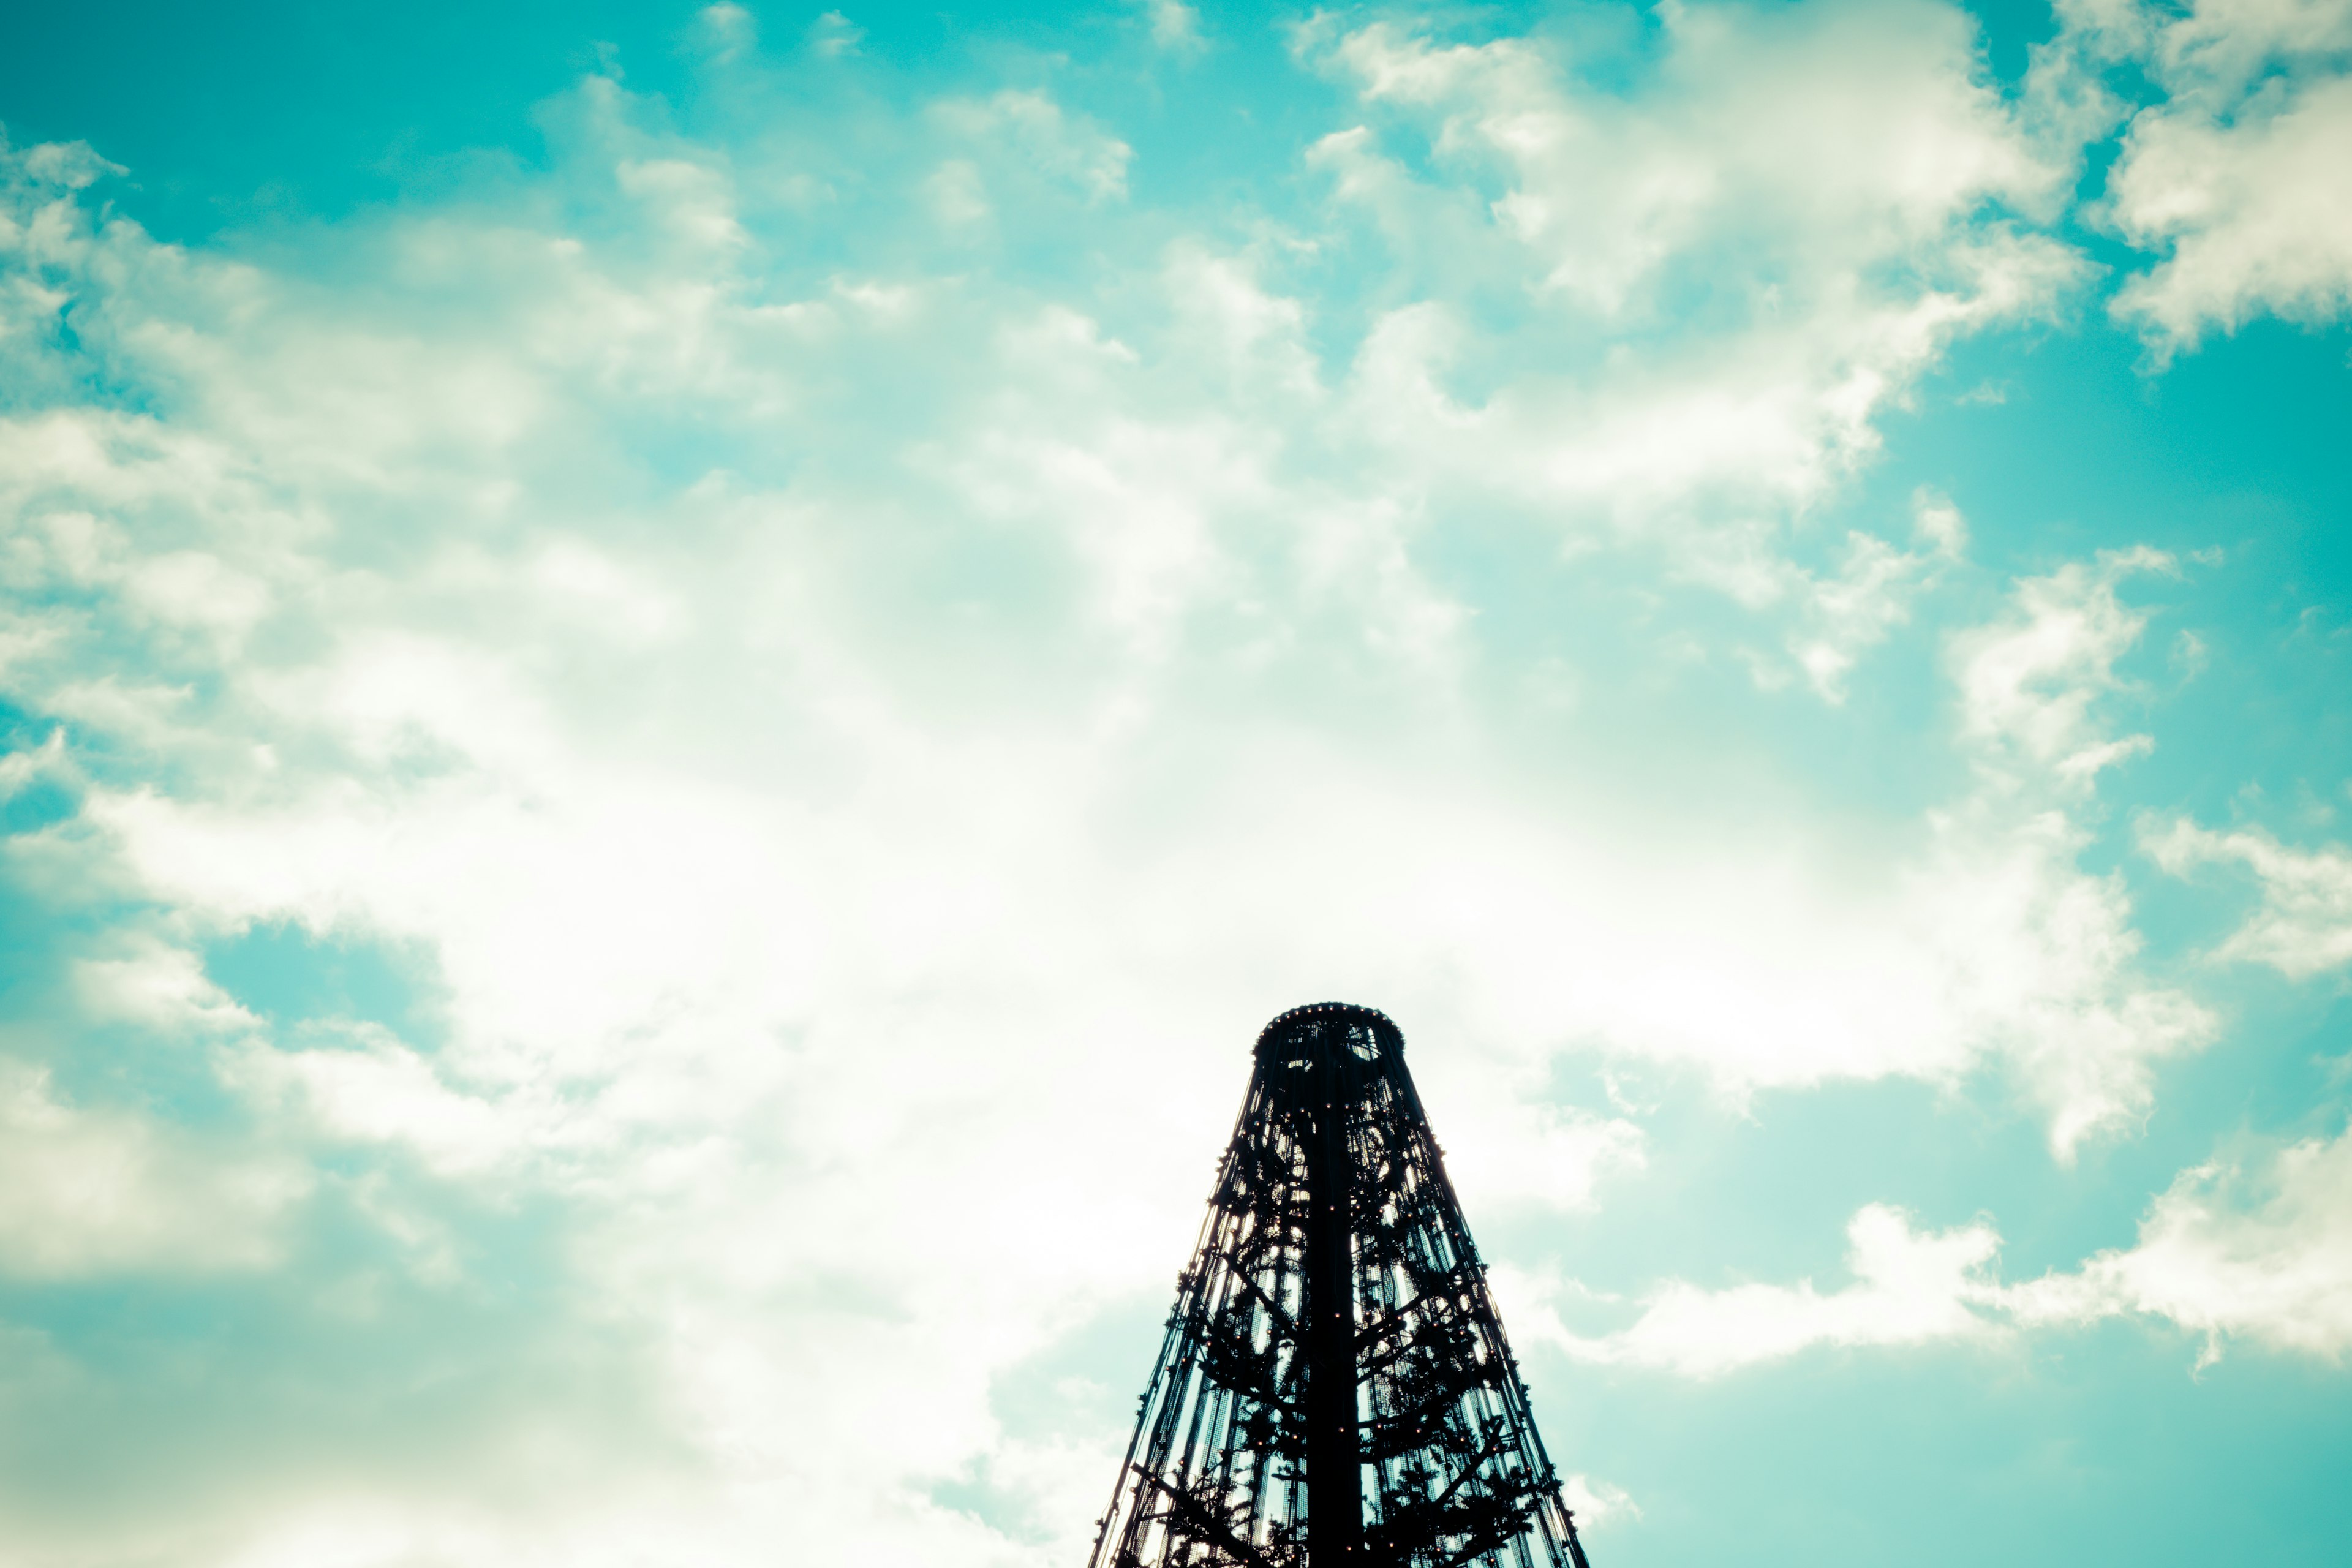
[1087,1003,1594,1568]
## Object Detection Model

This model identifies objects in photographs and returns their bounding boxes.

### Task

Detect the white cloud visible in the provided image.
[2108,75,2352,347]
[1559,1474,1639,1533]
[1131,0,1202,53]
[74,935,257,1033]
[2007,1121,2352,1363]
[2060,0,2352,348]
[1516,1204,2003,1378]
[1286,5,2089,667]
[933,91,1133,203]
[2148,0,2352,106]
[1951,548,2170,789]
[0,723,68,796]
[0,1060,308,1278]
[2143,818,2352,976]
[1431,1091,1647,1216]
[693,2,757,65]
[616,157,748,253]
[1781,489,1970,700]
[1515,1125,2352,1376]
[223,1030,529,1178]
[807,10,863,59]
[17,119,2195,1153]
[925,157,990,227]
[1322,4,2067,307]
[1934,549,2213,1154]
[0,31,2244,1559]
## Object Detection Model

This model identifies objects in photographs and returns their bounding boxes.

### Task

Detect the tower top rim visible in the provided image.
[1253,1001,1403,1060]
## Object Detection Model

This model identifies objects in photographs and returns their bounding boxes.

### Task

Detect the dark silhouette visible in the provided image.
[1086,1003,1596,1568]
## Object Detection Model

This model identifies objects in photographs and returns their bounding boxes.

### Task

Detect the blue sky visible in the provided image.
[2,1,2350,1563]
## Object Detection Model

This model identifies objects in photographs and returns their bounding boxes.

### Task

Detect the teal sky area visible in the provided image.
[2,2,2350,1565]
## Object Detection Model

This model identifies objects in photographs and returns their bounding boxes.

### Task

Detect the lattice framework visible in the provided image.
[1087,1003,1594,1568]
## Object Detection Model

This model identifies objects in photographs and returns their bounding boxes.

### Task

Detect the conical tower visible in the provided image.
[1087,1003,1594,1568]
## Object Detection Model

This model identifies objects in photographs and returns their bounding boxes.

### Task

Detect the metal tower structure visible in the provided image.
[1086,1003,1595,1568]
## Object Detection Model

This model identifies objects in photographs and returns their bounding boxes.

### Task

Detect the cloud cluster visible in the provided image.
[0,1060,307,1278]
[1518,1120,2352,1378]
[2041,0,2352,349]
[2010,1122,2352,1363]
[1300,1,2085,584]
[1503,1203,2004,1378]
[0,1,2342,1559]
[2143,816,2352,976]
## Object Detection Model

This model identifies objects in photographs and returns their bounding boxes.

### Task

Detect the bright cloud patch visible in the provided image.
[1509,1204,2004,1378]
[1,2,2349,1564]
[1301,1,2086,567]
[0,1062,307,1278]
[2094,0,2352,349]
[1512,1121,2352,1379]
[2143,818,2352,977]
[2009,1122,2352,1363]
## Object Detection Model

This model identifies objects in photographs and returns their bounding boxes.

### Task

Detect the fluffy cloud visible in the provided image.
[1781,490,1968,701]
[1950,548,2168,788]
[2008,1121,2352,1363]
[933,90,1134,203]
[1132,0,1202,53]
[0,1061,307,1278]
[2108,75,2352,347]
[1936,550,2218,1155]
[1506,1204,2003,1378]
[1521,1121,2352,1377]
[1302,2,2087,560]
[73,934,257,1032]
[0,5,2302,1558]
[2068,0,2352,348]
[2142,817,2352,976]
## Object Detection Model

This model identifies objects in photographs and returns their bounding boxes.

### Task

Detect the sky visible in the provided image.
[1,0,2349,1563]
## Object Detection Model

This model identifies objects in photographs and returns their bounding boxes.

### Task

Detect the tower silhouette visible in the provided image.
[1086,1003,1594,1568]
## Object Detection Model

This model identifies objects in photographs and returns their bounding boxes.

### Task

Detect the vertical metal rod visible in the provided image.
[1303,1039,1360,1567]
